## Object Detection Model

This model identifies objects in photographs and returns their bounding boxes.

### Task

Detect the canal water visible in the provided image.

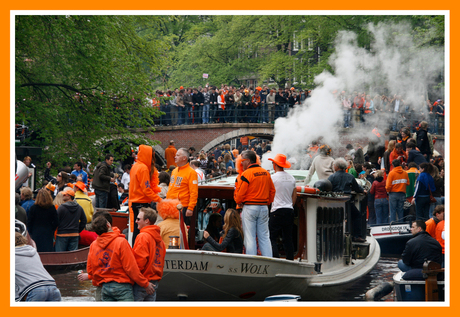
[52,257,401,302]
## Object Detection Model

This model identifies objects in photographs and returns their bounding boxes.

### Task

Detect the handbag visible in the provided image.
[429,188,437,204]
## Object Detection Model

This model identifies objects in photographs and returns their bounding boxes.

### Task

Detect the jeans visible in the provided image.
[102,282,134,301]
[261,103,268,123]
[55,236,79,252]
[389,192,405,222]
[269,208,294,260]
[202,104,210,123]
[242,205,272,257]
[429,196,444,215]
[198,211,210,231]
[26,285,61,301]
[415,196,431,220]
[397,259,412,272]
[95,189,108,208]
[374,198,390,224]
[133,280,159,301]
[194,105,201,124]
[344,109,351,127]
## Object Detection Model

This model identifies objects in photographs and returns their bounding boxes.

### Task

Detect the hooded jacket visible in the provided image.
[385,166,410,193]
[75,190,94,223]
[132,225,166,282]
[87,227,149,288]
[15,245,57,301]
[129,145,162,205]
[56,200,87,235]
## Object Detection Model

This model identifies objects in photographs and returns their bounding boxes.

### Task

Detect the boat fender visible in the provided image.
[365,282,394,301]
[296,186,319,194]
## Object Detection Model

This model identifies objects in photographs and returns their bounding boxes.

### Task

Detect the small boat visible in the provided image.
[393,271,445,301]
[157,171,380,301]
[370,220,412,257]
[38,247,90,273]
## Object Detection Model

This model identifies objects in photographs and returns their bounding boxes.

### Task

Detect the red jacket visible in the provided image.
[370,177,388,199]
[133,225,166,281]
[87,227,149,287]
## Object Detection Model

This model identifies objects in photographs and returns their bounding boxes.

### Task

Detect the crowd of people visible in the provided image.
[149,85,445,136]
[15,117,446,301]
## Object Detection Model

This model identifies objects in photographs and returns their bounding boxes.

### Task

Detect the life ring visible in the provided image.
[296,186,319,194]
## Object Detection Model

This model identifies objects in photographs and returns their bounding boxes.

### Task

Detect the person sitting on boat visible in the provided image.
[55,189,87,252]
[304,144,335,185]
[398,220,442,272]
[78,212,155,301]
[15,232,62,302]
[268,153,297,260]
[202,208,244,254]
[157,199,186,248]
[328,158,367,243]
[425,205,445,239]
[204,212,223,242]
[235,150,276,257]
[132,207,166,301]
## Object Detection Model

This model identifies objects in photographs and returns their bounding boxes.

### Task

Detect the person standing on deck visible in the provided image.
[129,145,163,244]
[165,140,177,168]
[132,207,166,301]
[268,154,296,260]
[235,150,276,257]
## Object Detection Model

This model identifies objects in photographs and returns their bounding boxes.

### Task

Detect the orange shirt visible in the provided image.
[166,163,198,210]
[165,145,177,167]
[435,220,445,254]
[425,218,437,238]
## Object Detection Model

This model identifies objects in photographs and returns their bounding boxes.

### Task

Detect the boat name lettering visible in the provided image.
[381,226,408,232]
[240,263,269,274]
[165,260,209,271]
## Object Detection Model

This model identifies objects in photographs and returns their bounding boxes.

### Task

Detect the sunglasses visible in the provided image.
[58,174,62,177]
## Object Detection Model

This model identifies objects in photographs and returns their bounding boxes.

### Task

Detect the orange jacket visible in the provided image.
[166,163,198,210]
[132,225,166,281]
[235,164,275,205]
[425,218,437,239]
[129,145,162,204]
[87,227,149,288]
[386,166,410,193]
[435,220,445,254]
[389,149,407,172]
[165,145,177,167]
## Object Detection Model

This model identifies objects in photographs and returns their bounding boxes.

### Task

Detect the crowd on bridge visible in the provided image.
[15,115,445,301]
[149,84,445,135]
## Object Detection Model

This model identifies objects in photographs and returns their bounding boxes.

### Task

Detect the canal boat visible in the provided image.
[393,269,445,301]
[370,221,412,257]
[157,171,381,301]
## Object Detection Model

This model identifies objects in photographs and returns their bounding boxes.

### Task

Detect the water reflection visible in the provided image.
[52,257,400,302]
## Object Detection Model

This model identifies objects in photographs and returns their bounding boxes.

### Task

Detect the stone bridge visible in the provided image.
[114,123,445,166]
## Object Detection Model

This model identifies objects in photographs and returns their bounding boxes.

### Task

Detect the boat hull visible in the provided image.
[39,247,90,273]
[370,224,411,257]
[158,250,315,301]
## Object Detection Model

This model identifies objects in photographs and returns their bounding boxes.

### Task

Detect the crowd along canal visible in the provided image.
[52,257,401,302]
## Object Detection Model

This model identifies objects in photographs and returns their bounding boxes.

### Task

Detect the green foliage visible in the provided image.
[15,15,169,165]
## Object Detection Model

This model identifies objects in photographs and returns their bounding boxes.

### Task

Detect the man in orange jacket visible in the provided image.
[133,207,166,301]
[426,205,445,238]
[78,212,154,301]
[164,140,177,168]
[235,150,275,257]
[386,159,410,222]
[129,145,163,244]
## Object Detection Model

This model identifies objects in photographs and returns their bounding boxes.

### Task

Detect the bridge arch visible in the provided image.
[201,127,274,153]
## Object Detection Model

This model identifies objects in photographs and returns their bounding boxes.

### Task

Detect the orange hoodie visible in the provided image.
[166,163,198,210]
[132,225,166,282]
[385,166,410,193]
[86,227,149,288]
[435,220,445,254]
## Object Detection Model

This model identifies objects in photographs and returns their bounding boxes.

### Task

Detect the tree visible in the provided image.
[15,15,169,166]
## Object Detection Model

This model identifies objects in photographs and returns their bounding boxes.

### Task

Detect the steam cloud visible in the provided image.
[263,21,444,170]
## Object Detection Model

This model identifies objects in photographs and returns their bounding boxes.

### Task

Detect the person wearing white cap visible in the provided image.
[268,154,296,260]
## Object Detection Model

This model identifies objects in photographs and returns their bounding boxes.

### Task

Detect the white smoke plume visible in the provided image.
[263,21,444,170]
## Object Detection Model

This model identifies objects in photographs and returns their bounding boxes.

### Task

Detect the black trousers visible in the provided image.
[269,208,295,260]
[131,202,150,244]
